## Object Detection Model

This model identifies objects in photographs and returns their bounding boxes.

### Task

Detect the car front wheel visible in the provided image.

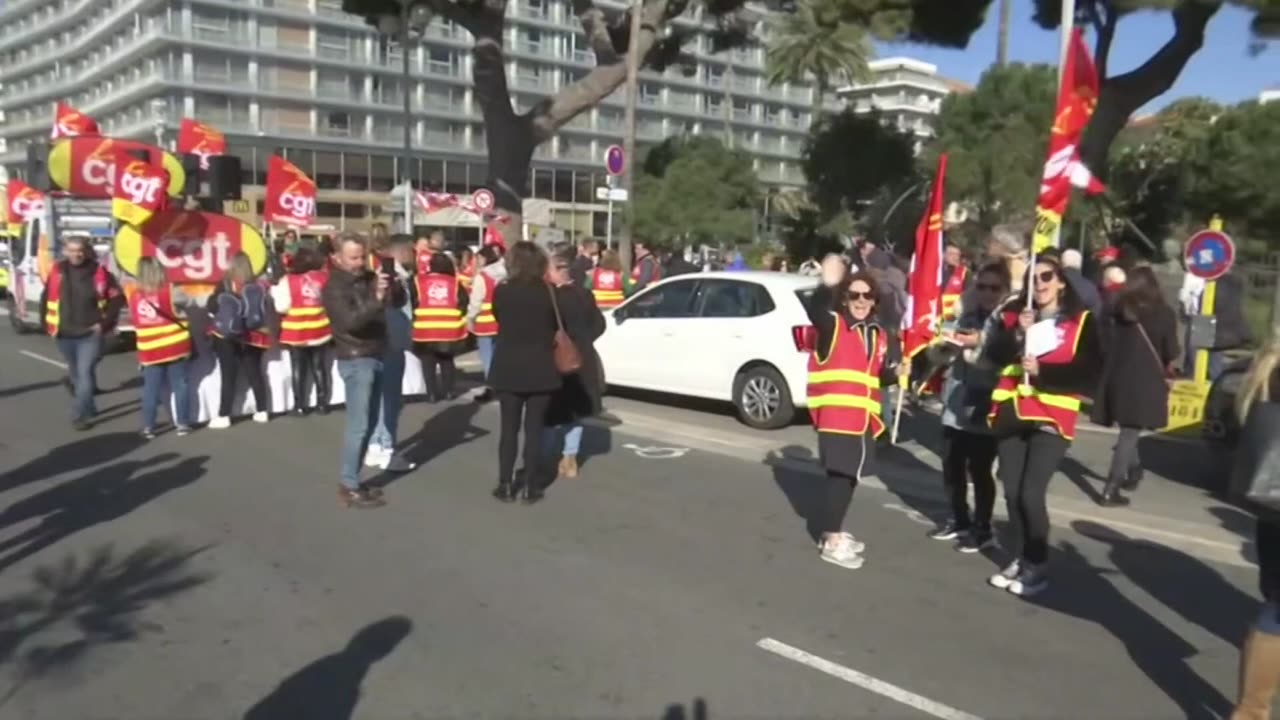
[733,364,794,430]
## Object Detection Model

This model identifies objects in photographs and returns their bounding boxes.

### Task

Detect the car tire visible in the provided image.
[733,364,794,430]
[7,296,31,334]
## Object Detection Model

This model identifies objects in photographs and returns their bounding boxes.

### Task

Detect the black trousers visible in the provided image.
[497,391,551,487]
[942,427,998,531]
[996,429,1070,565]
[1106,426,1143,487]
[288,345,331,411]
[418,348,456,400]
[822,470,858,536]
[213,337,268,417]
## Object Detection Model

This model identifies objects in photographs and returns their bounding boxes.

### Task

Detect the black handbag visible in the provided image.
[1231,391,1280,511]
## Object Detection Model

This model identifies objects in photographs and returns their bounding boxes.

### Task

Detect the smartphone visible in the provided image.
[380,255,397,277]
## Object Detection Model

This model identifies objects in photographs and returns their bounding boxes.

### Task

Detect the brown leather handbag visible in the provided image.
[548,283,582,374]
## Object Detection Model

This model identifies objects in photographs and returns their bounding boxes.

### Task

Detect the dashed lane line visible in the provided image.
[756,638,985,720]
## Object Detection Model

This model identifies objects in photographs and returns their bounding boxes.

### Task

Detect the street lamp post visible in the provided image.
[150,98,168,151]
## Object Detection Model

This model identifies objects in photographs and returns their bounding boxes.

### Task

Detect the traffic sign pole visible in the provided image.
[1193,216,1227,385]
[603,145,624,258]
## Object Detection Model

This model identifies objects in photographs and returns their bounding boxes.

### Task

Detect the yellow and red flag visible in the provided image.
[6,180,46,235]
[1032,28,1106,253]
[111,158,169,227]
[51,101,100,139]
[177,118,226,170]
[264,155,316,227]
[902,153,948,361]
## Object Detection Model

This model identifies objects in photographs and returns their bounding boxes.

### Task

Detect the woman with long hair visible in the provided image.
[129,257,196,438]
[272,244,333,415]
[489,241,561,503]
[543,246,606,480]
[982,252,1102,596]
[586,249,633,308]
[805,257,896,570]
[410,252,469,401]
[1233,331,1280,720]
[206,251,273,428]
[1091,265,1179,506]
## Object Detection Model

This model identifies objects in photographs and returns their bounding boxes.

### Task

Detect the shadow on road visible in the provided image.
[1030,525,1242,719]
[0,380,61,400]
[372,403,487,489]
[0,432,148,496]
[243,616,413,720]
[0,539,212,705]
[661,698,709,720]
[1136,434,1219,494]
[0,455,210,574]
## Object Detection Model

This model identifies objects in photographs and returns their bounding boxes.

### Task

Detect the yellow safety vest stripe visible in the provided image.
[136,323,183,338]
[136,331,190,351]
[285,307,326,317]
[807,395,883,413]
[281,318,331,331]
[808,369,881,388]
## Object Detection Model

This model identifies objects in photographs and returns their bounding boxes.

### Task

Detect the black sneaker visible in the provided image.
[929,520,966,541]
[956,530,996,554]
[1008,563,1049,597]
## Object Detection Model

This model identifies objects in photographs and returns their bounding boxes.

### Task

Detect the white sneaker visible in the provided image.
[988,560,1023,590]
[820,535,865,569]
[209,416,231,429]
[364,445,387,468]
[381,452,416,472]
[252,411,269,423]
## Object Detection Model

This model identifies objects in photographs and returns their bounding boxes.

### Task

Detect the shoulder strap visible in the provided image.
[1135,320,1163,372]
[548,282,565,331]
[141,288,189,332]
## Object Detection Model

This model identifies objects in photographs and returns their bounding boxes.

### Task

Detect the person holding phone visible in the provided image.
[929,261,1011,552]
[982,252,1102,596]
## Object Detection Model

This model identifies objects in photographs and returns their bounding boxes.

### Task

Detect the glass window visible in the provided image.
[316,202,342,217]
[552,167,573,202]
[315,150,342,189]
[626,280,699,319]
[532,168,553,199]
[342,203,368,219]
[370,154,396,192]
[422,158,444,191]
[695,280,774,318]
[443,159,467,194]
[344,152,369,191]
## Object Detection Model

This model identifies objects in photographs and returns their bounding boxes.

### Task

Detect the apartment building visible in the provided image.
[0,0,820,235]
[835,57,966,154]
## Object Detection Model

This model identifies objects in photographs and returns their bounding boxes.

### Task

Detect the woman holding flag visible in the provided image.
[982,252,1102,597]
[805,255,897,570]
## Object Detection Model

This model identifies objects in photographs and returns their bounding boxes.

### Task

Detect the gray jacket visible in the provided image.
[940,308,1001,432]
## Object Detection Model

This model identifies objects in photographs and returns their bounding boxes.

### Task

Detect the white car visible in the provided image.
[596,271,819,429]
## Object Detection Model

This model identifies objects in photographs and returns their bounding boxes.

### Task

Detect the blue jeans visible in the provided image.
[56,334,100,422]
[542,423,584,457]
[476,336,495,380]
[337,357,383,490]
[141,359,192,430]
[370,348,404,450]
[1258,601,1280,636]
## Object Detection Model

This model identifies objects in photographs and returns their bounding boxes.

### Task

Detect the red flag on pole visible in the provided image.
[263,155,316,227]
[177,118,227,170]
[51,102,100,139]
[1032,28,1105,252]
[902,153,948,362]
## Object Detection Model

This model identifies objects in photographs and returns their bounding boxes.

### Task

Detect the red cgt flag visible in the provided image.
[1032,28,1106,252]
[264,155,316,227]
[51,101,100,139]
[177,118,226,170]
[902,153,948,362]
[6,180,46,235]
[111,157,169,227]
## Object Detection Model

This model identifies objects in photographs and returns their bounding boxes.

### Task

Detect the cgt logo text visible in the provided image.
[83,154,119,192]
[10,195,45,219]
[155,234,233,281]
[280,191,314,220]
[120,168,162,205]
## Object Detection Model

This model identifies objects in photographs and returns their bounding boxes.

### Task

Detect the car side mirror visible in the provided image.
[613,307,626,325]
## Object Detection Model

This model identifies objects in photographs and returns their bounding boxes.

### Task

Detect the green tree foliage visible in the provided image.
[628,137,760,248]
[801,109,916,218]
[765,0,874,118]
[927,63,1056,229]
[1184,100,1280,240]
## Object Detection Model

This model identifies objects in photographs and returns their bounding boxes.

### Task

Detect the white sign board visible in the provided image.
[595,187,629,203]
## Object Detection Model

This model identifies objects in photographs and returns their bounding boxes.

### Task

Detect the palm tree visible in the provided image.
[764,0,873,124]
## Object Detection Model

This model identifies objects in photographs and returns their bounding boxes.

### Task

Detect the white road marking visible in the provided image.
[757,638,985,720]
[621,443,689,459]
[18,349,67,369]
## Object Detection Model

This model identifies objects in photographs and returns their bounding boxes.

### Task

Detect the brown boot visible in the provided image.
[338,485,386,509]
[561,455,578,479]
[1232,628,1280,720]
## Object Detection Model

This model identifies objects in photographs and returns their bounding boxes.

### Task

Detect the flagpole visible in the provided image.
[1051,0,1076,251]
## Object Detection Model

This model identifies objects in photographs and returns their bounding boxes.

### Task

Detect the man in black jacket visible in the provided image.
[38,237,124,430]
[322,233,407,508]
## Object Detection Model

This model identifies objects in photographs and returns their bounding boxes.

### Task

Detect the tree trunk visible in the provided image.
[485,112,535,218]
[1080,1,1220,181]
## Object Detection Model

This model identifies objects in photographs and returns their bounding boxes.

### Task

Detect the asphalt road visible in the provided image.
[0,327,1259,719]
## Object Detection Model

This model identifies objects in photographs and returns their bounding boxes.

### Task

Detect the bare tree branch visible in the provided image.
[1106,0,1218,99]
[460,5,516,122]
[571,0,620,64]
[1085,0,1117,79]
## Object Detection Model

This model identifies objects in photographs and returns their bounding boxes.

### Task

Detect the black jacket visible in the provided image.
[490,278,562,394]
[39,260,124,338]
[321,267,407,359]
[546,283,606,426]
[407,273,470,356]
[1091,300,1179,429]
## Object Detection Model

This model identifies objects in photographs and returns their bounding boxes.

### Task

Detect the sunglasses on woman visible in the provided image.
[1035,270,1057,283]
[846,291,875,301]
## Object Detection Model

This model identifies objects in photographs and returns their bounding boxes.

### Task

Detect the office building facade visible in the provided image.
[0,0,819,236]
[836,57,965,154]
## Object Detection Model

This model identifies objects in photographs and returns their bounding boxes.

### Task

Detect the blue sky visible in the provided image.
[878,3,1276,113]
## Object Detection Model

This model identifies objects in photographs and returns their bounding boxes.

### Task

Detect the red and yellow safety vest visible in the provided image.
[279,271,331,346]
[415,249,435,276]
[806,315,888,437]
[472,274,498,337]
[988,310,1090,440]
[44,262,110,336]
[129,286,192,366]
[458,257,476,292]
[631,256,661,284]
[591,268,625,309]
[412,272,467,343]
[941,264,967,320]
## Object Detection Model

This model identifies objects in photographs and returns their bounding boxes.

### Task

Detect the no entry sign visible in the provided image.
[1183,229,1235,281]
[604,145,625,176]
[471,188,495,213]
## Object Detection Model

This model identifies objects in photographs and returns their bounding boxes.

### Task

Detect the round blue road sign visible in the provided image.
[604,145,625,176]
[1183,229,1236,281]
